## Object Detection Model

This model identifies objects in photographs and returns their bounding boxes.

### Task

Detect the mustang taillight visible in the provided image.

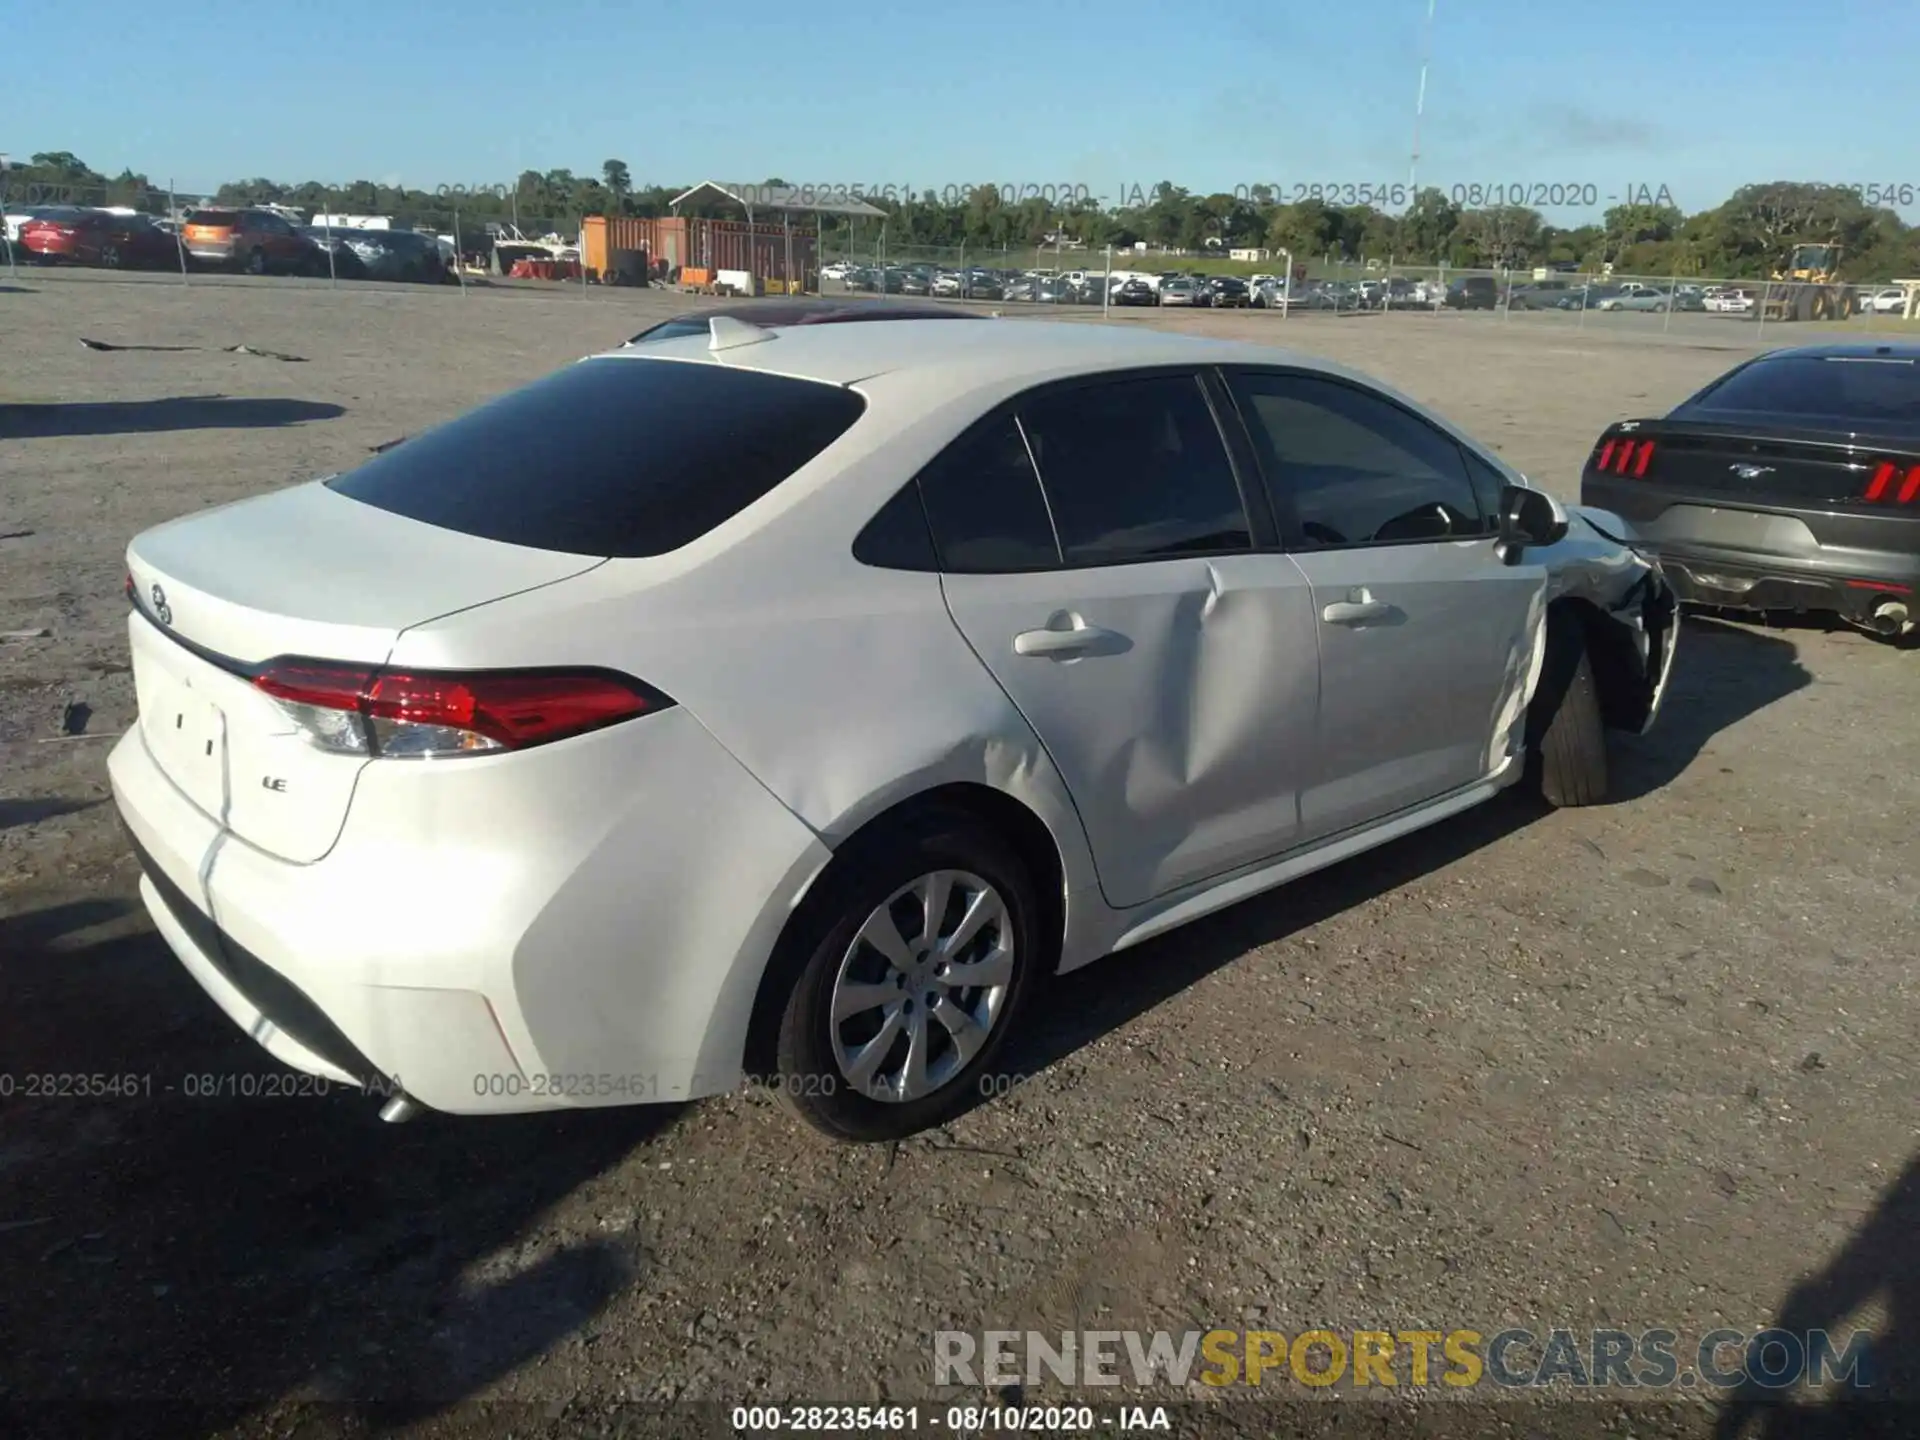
[1862,460,1920,505]
[1594,436,1656,477]
[251,661,670,758]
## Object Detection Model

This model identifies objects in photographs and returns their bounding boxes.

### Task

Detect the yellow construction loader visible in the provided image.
[1760,243,1856,321]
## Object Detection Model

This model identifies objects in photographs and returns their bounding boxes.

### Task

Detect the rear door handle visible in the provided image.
[1014,624,1120,658]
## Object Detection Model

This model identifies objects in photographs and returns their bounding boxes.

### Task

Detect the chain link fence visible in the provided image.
[7,177,1917,341]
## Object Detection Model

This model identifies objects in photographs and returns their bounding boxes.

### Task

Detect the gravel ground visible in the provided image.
[3,271,1917,1437]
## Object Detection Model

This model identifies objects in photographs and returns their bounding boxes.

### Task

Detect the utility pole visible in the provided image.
[1409,0,1436,195]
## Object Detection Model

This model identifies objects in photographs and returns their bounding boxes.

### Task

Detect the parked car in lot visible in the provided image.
[1158,277,1202,307]
[1443,276,1500,310]
[6,203,72,244]
[1583,340,1918,643]
[1704,290,1755,313]
[17,208,186,269]
[337,227,448,283]
[1206,275,1252,309]
[1507,281,1576,310]
[181,207,319,274]
[1857,287,1907,315]
[1595,289,1671,312]
[297,226,369,280]
[110,318,1678,1141]
[1113,277,1158,307]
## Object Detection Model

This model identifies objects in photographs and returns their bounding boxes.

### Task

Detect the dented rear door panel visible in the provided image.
[940,553,1320,909]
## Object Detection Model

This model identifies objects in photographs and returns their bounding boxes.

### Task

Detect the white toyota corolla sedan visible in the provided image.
[109,317,1678,1141]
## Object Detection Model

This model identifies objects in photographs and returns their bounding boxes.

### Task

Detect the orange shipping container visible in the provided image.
[583,214,817,286]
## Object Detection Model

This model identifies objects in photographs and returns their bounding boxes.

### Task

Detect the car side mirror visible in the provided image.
[1495,483,1568,562]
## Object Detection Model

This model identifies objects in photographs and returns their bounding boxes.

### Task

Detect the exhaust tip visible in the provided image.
[1872,599,1910,633]
[378,1094,422,1124]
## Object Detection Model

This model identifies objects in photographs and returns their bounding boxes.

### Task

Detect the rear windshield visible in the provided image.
[1682,355,1920,434]
[327,357,866,557]
[187,211,238,226]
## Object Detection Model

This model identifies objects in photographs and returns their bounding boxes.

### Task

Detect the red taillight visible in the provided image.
[1861,460,1920,505]
[363,670,652,749]
[251,660,666,757]
[123,571,135,602]
[254,661,373,711]
[1604,438,1650,476]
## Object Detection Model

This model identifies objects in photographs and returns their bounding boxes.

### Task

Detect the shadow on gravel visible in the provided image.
[1604,612,1812,804]
[994,613,1810,1109]
[1000,787,1549,1102]
[0,896,675,1427]
[0,797,105,832]
[1714,1151,1920,1437]
[0,396,344,439]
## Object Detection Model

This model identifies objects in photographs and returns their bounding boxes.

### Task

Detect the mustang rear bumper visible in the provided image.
[1654,546,1918,622]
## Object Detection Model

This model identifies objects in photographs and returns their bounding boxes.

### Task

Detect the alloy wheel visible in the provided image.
[828,869,1015,1103]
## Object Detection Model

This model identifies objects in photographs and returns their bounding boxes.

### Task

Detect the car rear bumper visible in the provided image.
[1656,549,1915,620]
[1583,484,1920,620]
[108,705,834,1115]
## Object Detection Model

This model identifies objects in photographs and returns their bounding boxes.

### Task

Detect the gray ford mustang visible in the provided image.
[1582,340,1918,643]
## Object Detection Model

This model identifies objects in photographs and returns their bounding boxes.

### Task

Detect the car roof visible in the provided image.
[646,300,979,330]
[1748,341,1920,362]
[595,316,1362,394]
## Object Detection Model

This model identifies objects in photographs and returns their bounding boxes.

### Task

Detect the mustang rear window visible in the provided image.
[327,357,865,557]
[1685,356,1920,433]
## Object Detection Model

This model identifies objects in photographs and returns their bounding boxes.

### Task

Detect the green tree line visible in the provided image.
[9,152,1920,280]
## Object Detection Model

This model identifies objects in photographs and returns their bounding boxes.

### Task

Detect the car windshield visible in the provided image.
[188,211,238,227]
[1684,355,1920,434]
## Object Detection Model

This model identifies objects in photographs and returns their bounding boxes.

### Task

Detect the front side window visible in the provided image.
[1227,371,1486,548]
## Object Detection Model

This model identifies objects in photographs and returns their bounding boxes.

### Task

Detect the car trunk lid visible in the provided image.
[1582,420,1920,510]
[126,481,602,862]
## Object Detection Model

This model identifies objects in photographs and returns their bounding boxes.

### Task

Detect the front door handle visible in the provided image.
[1321,588,1396,626]
[1014,623,1121,658]
[1321,600,1393,625]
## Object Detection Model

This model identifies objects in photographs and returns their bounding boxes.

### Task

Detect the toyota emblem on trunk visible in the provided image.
[1729,464,1774,480]
[150,584,172,626]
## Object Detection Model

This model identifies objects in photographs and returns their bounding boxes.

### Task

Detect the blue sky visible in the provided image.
[9,0,1918,220]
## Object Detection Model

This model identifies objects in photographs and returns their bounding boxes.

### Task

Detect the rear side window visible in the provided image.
[917,415,1059,571]
[328,358,866,557]
[189,211,237,226]
[1017,374,1250,564]
[1681,356,1920,433]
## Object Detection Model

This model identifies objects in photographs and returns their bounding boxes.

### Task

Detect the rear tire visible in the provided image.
[246,246,267,276]
[1527,618,1609,807]
[773,811,1043,1143]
